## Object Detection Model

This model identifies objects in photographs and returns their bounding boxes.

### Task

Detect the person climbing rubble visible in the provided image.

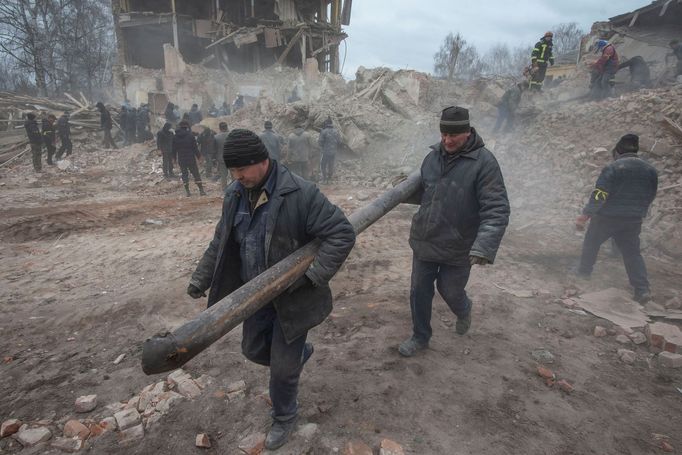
[172,120,206,197]
[575,134,658,303]
[398,106,510,357]
[493,82,526,132]
[529,31,554,91]
[590,39,619,100]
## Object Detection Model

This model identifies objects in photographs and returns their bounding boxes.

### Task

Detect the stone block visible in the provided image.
[195,433,211,448]
[51,436,84,452]
[659,351,682,368]
[15,427,52,447]
[1,419,22,438]
[154,391,184,414]
[167,369,192,387]
[617,349,636,364]
[380,438,405,455]
[646,322,682,353]
[74,395,97,413]
[176,379,202,399]
[628,331,647,345]
[99,417,117,432]
[114,408,141,431]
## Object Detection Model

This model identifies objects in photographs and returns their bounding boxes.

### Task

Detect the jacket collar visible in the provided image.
[231,160,299,198]
[616,152,639,160]
[430,128,484,160]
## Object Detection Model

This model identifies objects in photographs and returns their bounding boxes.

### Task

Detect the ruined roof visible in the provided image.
[609,0,682,27]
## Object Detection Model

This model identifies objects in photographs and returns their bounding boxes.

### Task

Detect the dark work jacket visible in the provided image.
[318,126,341,155]
[56,115,70,138]
[172,128,200,166]
[190,162,356,343]
[198,129,216,156]
[408,128,510,265]
[500,85,522,111]
[41,119,55,146]
[99,108,113,130]
[24,119,42,144]
[531,38,554,65]
[156,128,174,153]
[188,108,203,125]
[583,153,658,218]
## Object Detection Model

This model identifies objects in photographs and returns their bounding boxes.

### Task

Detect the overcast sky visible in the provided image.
[340,0,650,78]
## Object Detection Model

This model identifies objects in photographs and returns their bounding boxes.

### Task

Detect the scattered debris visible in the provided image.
[0,419,22,438]
[617,349,636,365]
[658,352,682,368]
[113,353,126,365]
[531,349,555,364]
[238,432,266,455]
[379,438,405,455]
[195,433,211,448]
[74,394,98,413]
[593,326,608,337]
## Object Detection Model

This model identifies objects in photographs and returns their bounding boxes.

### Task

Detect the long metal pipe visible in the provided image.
[141,171,421,375]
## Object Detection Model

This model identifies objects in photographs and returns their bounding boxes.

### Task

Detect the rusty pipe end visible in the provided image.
[141,331,188,375]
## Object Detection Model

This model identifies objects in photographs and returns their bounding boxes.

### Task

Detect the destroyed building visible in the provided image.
[110,0,352,111]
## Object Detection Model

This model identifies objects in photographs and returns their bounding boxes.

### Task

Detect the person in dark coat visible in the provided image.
[24,112,43,172]
[188,129,355,450]
[41,114,57,165]
[119,106,130,145]
[618,56,651,88]
[164,102,178,124]
[493,82,525,132]
[399,106,510,357]
[56,111,72,160]
[198,126,216,178]
[529,31,554,91]
[575,134,658,303]
[126,107,137,144]
[136,105,152,142]
[172,120,205,196]
[188,104,203,126]
[96,101,117,149]
[213,122,230,189]
[258,120,284,162]
[156,122,175,178]
[317,118,341,183]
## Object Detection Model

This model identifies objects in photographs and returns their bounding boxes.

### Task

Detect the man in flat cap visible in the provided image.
[399,106,510,357]
[187,129,355,450]
[575,134,658,303]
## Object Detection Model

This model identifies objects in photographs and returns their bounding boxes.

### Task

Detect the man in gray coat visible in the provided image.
[187,129,355,450]
[399,106,510,357]
[213,122,230,189]
[259,120,284,162]
[287,124,315,179]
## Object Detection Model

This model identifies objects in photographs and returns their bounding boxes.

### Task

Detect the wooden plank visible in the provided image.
[64,92,86,109]
[205,27,242,49]
[276,28,305,65]
[662,116,682,139]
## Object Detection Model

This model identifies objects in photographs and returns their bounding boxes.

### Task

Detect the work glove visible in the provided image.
[287,274,314,294]
[575,214,590,231]
[187,284,206,299]
[469,255,490,266]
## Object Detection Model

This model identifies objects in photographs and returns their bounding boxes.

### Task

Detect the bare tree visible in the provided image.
[434,32,467,81]
[552,22,584,57]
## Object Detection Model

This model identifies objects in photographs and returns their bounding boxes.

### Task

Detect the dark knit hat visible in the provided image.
[264,120,273,129]
[440,106,470,134]
[223,129,269,168]
[615,134,639,154]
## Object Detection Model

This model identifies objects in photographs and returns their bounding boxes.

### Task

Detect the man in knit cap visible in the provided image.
[399,106,510,357]
[575,134,658,303]
[187,129,355,450]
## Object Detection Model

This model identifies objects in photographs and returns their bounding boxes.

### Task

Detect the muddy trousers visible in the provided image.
[161,150,174,177]
[410,256,472,344]
[30,143,42,171]
[320,153,335,181]
[493,106,515,132]
[56,136,72,159]
[242,303,309,421]
[578,215,649,294]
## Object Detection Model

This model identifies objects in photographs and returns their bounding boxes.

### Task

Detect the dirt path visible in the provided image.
[1,170,681,454]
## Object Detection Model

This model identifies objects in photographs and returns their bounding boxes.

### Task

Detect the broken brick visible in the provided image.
[74,395,97,413]
[380,438,405,455]
[557,379,574,393]
[238,432,265,455]
[114,408,141,431]
[1,419,22,438]
[343,440,374,455]
[536,366,555,380]
[15,426,52,447]
[195,433,211,448]
[646,322,682,354]
[63,420,90,440]
[51,436,84,452]
[176,379,202,398]
[658,351,682,368]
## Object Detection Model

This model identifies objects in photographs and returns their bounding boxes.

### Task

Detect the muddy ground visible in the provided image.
[1,139,681,455]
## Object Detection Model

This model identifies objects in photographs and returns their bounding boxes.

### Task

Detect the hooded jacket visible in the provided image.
[156,123,174,152]
[172,127,200,166]
[408,128,510,265]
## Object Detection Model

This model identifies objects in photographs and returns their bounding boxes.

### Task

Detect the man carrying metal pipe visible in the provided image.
[186,129,355,450]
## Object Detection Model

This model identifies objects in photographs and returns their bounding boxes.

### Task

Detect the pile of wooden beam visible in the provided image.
[0,92,114,165]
